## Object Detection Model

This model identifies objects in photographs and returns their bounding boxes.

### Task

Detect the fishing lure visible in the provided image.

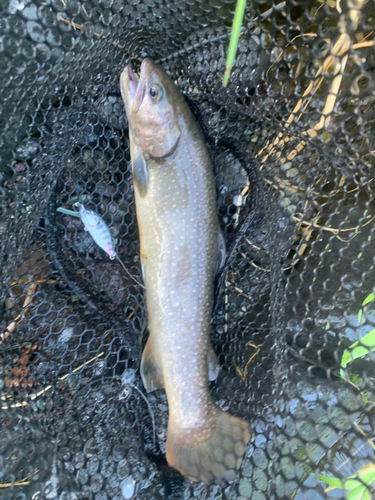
[74,202,116,259]
[56,203,144,288]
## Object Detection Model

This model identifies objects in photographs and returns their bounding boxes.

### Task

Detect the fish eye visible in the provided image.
[149,84,164,101]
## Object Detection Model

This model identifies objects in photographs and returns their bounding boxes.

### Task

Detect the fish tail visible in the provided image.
[165,408,250,484]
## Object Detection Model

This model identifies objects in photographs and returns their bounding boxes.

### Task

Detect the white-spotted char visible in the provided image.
[120,58,250,484]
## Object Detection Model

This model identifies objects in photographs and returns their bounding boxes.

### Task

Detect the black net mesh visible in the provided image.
[1,0,375,498]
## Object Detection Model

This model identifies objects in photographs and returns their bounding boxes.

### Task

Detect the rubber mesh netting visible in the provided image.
[1,0,375,499]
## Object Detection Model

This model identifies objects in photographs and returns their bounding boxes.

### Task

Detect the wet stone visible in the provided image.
[120,475,136,499]
[253,469,268,491]
[73,451,85,469]
[77,468,89,485]
[192,483,207,498]
[251,493,266,500]
[91,472,104,493]
[87,456,100,475]
[95,492,108,500]
[206,484,223,499]
[252,449,268,470]
[238,477,253,498]
[26,20,45,42]
[101,457,115,478]
[241,459,253,478]
[105,473,119,492]
[117,459,130,480]
[112,444,125,462]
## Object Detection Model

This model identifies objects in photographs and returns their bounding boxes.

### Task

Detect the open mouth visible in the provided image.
[126,62,146,114]
[126,64,138,97]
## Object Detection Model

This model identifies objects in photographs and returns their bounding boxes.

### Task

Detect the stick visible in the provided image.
[0,283,37,344]
[56,17,139,57]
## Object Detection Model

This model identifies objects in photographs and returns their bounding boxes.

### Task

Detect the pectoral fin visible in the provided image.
[140,337,164,392]
[130,130,148,197]
[208,345,220,381]
[214,230,226,276]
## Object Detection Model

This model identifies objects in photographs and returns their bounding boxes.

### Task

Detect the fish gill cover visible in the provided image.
[0,0,375,499]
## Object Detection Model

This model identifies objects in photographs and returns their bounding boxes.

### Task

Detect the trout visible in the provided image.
[120,58,250,484]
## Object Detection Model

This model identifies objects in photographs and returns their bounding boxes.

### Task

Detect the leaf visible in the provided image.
[356,463,375,485]
[346,485,367,500]
[318,474,343,489]
[358,293,374,323]
[341,330,375,367]
[344,478,364,490]
[344,463,375,498]
[351,328,375,348]
[362,293,375,307]
[341,349,352,368]
[358,309,363,324]
[350,345,370,361]
[222,0,247,86]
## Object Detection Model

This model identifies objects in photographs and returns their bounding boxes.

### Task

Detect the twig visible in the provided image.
[292,214,375,235]
[126,300,143,320]
[226,281,252,300]
[233,182,250,228]
[1,353,105,410]
[257,21,374,168]
[56,17,138,56]
[265,33,318,79]
[233,342,260,381]
[0,470,39,488]
[0,283,38,344]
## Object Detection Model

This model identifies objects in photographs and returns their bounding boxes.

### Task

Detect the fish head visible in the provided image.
[120,58,181,158]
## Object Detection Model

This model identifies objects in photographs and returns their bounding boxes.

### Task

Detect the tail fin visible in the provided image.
[165,409,250,484]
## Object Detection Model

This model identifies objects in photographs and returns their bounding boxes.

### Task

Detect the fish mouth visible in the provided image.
[126,63,138,102]
[125,61,146,114]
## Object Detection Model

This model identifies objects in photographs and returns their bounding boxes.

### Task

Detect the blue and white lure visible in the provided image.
[74,202,116,260]
[57,203,144,289]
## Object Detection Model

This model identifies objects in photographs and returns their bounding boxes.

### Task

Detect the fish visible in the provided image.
[120,58,250,484]
[73,202,116,259]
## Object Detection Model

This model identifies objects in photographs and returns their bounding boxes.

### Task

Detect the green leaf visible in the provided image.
[358,293,374,323]
[358,309,363,324]
[341,349,352,368]
[350,328,375,348]
[356,467,375,486]
[318,474,343,489]
[349,345,370,362]
[341,330,375,367]
[362,293,375,307]
[344,478,363,490]
[346,485,367,500]
[344,464,375,496]
[222,0,247,86]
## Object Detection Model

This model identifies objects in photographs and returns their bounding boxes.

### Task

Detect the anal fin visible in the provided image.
[208,345,220,381]
[140,337,164,392]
